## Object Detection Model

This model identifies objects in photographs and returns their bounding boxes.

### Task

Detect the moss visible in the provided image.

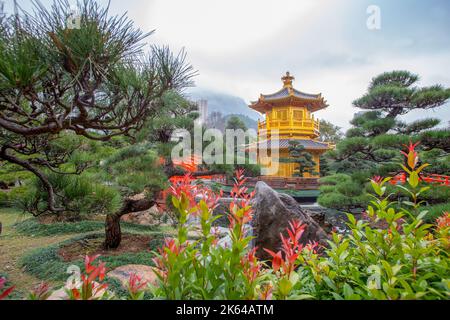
[20,233,160,285]
[14,219,105,237]
[13,218,161,237]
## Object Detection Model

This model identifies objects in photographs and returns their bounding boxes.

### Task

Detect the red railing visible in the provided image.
[155,156,226,211]
[390,173,450,186]
[224,176,319,190]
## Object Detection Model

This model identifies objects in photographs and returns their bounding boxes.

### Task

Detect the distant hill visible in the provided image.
[224,114,258,131]
[186,88,260,120]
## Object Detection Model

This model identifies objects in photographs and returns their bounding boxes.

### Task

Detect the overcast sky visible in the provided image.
[4,0,450,129]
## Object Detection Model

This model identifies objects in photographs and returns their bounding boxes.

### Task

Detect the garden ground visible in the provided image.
[0,208,174,298]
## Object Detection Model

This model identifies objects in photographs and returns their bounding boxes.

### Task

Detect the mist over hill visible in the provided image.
[186,88,261,121]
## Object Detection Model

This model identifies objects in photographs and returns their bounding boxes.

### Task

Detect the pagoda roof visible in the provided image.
[257,87,322,101]
[249,72,328,114]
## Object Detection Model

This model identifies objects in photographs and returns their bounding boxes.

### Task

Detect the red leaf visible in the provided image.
[0,286,15,300]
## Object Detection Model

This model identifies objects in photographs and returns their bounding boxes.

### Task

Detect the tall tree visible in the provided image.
[0,0,195,214]
[206,111,226,132]
[226,115,247,131]
[319,120,343,144]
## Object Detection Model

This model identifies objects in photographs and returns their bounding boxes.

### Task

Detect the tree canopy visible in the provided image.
[353,70,450,118]
[0,0,195,213]
[320,70,450,211]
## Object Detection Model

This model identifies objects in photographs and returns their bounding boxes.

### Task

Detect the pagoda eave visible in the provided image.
[249,96,327,114]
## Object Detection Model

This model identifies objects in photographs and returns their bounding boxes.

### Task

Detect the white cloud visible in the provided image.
[6,0,450,130]
[145,0,332,55]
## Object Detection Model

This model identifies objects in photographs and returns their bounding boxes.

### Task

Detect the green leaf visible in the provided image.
[343,283,354,299]
[278,277,293,297]
[415,163,430,174]
[400,164,411,174]
[408,171,419,188]
[416,210,428,221]
[289,272,300,286]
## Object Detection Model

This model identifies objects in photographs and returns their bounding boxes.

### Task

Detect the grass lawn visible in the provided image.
[0,207,174,298]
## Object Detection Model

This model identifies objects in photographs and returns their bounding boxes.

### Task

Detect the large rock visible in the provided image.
[212,198,234,227]
[251,182,328,261]
[47,280,109,300]
[121,205,161,226]
[107,264,159,289]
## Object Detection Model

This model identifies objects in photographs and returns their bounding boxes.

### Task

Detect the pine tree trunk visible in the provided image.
[104,213,122,249]
[103,196,155,249]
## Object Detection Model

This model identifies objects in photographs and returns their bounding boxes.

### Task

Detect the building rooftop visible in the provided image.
[249,72,328,114]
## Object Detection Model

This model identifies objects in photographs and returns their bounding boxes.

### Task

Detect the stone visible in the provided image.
[251,182,328,261]
[212,198,234,227]
[121,205,161,226]
[107,264,159,289]
[47,288,70,300]
[217,224,252,249]
[306,208,334,233]
[47,280,108,300]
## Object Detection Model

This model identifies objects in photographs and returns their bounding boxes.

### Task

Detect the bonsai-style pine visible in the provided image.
[320,70,450,211]
[0,0,195,215]
[281,141,318,177]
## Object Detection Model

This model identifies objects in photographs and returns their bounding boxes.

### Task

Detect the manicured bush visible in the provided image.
[425,203,450,223]
[318,174,370,211]
[421,185,450,205]
[0,276,15,300]
[7,185,31,207]
[0,192,8,207]
[152,170,268,299]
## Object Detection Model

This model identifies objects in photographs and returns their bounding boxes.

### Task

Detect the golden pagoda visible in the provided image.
[249,72,330,178]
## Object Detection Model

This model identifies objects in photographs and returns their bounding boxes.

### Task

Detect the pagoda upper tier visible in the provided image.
[249,72,328,140]
[249,72,328,114]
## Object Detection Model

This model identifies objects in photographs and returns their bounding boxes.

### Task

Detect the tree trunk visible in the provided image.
[103,196,155,249]
[104,213,122,249]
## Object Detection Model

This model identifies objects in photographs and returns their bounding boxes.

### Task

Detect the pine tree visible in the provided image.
[320,71,450,211]
[328,71,450,177]
[281,141,318,177]
[319,120,344,144]
[0,0,194,214]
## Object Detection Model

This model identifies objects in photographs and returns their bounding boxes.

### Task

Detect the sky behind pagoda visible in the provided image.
[5,0,450,130]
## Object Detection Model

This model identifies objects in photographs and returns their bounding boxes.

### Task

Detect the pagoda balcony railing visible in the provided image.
[258,119,320,136]
[224,176,320,190]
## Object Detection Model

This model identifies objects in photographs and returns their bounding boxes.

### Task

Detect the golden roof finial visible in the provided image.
[282,71,295,88]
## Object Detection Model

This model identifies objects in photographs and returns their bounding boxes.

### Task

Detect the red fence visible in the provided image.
[224,176,319,190]
[390,173,450,186]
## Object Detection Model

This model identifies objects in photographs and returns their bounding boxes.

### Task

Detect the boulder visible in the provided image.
[47,280,109,300]
[212,198,234,227]
[121,205,161,226]
[251,182,328,261]
[107,264,159,289]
